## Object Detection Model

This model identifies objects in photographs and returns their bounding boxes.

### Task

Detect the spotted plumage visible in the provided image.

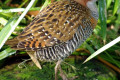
[6,0,98,61]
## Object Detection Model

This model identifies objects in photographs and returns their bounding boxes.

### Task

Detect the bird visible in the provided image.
[6,0,98,80]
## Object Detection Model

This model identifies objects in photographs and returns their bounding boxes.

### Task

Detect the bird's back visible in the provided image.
[6,0,98,61]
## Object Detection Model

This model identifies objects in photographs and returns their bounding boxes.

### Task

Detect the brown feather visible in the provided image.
[5,0,98,52]
[5,37,19,49]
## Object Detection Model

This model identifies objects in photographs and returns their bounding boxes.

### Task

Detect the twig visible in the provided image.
[18,59,31,68]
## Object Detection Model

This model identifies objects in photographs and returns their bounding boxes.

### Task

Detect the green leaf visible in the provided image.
[0,16,18,49]
[18,0,29,8]
[105,52,120,68]
[98,0,107,42]
[84,37,120,63]
[0,7,41,13]
[4,0,11,5]
[40,0,50,11]
[113,0,119,15]
[85,43,95,54]
[0,48,16,60]
[0,17,8,26]
[107,0,112,8]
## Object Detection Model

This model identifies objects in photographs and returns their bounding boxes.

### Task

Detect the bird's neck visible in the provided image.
[74,0,88,6]
[86,1,99,20]
[73,0,99,20]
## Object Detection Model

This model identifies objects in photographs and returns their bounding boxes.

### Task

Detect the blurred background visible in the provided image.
[0,0,120,80]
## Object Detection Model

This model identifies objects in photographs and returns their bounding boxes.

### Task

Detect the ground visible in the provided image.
[0,55,118,80]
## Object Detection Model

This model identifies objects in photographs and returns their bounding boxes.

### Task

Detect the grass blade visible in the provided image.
[113,0,119,15]
[0,17,18,49]
[0,7,41,13]
[98,0,107,43]
[107,0,112,8]
[40,0,50,11]
[0,48,16,60]
[84,36,120,63]
[0,17,7,26]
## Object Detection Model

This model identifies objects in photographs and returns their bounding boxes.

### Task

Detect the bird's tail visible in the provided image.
[5,37,19,49]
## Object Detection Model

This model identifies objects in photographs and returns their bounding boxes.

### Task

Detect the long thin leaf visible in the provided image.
[113,0,119,15]
[0,16,18,46]
[40,0,50,11]
[84,36,120,63]
[0,17,7,26]
[85,43,94,53]
[98,0,107,43]
[107,0,112,8]
[0,7,41,13]
[105,52,120,68]
[0,48,16,60]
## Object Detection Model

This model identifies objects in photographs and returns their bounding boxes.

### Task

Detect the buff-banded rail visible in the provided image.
[6,0,98,80]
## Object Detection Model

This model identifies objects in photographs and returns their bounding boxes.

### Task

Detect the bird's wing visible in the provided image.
[8,0,96,51]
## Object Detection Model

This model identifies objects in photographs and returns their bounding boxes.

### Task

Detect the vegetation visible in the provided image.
[0,0,120,79]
